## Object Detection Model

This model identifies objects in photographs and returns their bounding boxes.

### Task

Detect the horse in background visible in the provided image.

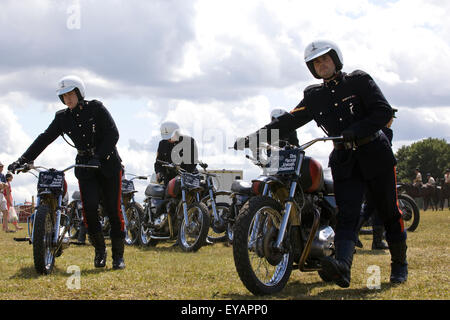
[397,183,440,211]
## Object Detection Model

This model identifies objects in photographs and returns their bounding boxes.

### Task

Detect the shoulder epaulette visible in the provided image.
[304,83,322,93]
[347,69,368,78]
[55,108,66,116]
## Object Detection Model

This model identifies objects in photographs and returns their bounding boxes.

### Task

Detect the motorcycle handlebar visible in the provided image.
[16,163,99,174]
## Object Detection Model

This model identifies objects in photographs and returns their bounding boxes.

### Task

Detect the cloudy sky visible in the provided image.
[1,0,449,203]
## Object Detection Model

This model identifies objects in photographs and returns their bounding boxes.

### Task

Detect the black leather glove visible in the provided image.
[87,156,101,168]
[342,130,356,143]
[8,156,27,174]
[233,136,249,150]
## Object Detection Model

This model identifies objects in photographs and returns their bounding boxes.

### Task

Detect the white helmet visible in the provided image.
[56,75,85,103]
[304,40,343,79]
[160,121,180,140]
[270,108,287,120]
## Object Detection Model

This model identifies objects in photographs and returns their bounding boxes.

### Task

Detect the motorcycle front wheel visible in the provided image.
[207,202,231,243]
[178,202,210,252]
[33,205,56,275]
[124,202,143,245]
[233,196,293,295]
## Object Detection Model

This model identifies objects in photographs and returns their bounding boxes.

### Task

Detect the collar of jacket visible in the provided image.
[324,71,344,88]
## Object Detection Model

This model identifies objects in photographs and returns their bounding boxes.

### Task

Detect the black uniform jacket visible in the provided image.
[154,135,198,183]
[21,100,122,179]
[263,70,396,181]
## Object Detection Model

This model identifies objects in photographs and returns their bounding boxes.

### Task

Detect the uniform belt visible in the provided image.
[77,148,96,156]
[333,131,381,150]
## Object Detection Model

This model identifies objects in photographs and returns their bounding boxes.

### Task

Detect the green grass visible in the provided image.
[0,209,449,300]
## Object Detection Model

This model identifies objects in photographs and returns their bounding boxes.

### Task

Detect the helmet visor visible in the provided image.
[305,47,332,63]
[56,85,77,97]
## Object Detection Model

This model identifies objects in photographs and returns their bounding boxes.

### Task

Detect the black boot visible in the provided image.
[320,240,355,288]
[372,226,388,250]
[111,237,126,270]
[388,240,408,284]
[89,232,106,268]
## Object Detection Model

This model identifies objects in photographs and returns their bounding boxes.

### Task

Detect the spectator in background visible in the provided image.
[425,173,436,187]
[0,162,13,232]
[2,173,23,232]
[413,168,423,187]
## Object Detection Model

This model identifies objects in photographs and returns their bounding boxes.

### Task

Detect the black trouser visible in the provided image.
[361,193,383,226]
[79,169,125,239]
[333,165,406,244]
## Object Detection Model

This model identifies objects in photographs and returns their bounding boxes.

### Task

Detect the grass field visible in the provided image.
[0,208,448,300]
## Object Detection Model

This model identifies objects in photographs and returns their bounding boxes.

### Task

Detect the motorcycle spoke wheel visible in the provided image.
[124,203,143,245]
[179,202,210,252]
[207,202,231,243]
[233,196,293,295]
[33,205,56,275]
[398,194,420,232]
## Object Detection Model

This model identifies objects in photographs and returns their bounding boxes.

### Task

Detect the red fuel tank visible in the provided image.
[299,157,324,193]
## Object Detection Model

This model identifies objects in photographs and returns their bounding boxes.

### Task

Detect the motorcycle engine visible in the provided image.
[153,213,168,230]
[309,226,335,258]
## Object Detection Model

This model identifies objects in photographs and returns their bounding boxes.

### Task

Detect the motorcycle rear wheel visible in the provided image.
[178,202,210,252]
[33,205,56,275]
[398,193,420,232]
[233,196,293,295]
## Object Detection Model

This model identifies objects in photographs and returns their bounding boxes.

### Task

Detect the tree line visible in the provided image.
[395,138,450,184]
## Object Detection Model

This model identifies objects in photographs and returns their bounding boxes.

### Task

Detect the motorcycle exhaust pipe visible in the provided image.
[298,207,321,272]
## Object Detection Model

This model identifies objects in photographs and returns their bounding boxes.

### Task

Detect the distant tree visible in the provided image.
[395,138,450,184]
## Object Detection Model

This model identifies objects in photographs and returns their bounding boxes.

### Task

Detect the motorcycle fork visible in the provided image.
[274,152,305,250]
[207,178,219,222]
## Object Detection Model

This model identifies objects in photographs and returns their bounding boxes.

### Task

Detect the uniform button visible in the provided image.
[319,112,323,115]
[78,124,82,127]
[331,90,335,93]
[82,134,86,137]
[339,118,343,121]
[334,103,338,107]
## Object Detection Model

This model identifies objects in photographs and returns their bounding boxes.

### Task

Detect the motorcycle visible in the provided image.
[395,186,421,232]
[232,136,341,295]
[358,189,421,235]
[139,160,210,252]
[121,173,147,245]
[67,190,84,239]
[198,161,233,243]
[13,162,98,275]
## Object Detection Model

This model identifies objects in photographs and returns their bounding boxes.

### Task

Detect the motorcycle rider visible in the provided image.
[154,121,199,186]
[234,40,407,287]
[8,75,126,270]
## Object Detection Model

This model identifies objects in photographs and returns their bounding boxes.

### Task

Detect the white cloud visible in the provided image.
[1,0,449,204]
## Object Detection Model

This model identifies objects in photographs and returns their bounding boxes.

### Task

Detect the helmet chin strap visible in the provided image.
[322,70,338,82]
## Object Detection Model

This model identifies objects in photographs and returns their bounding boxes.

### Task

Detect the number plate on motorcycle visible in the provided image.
[122,179,135,193]
[266,149,301,175]
[183,173,201,189]
[38,171,65,190]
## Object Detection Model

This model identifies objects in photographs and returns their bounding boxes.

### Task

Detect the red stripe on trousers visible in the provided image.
[393,166,405,232]
[117,169,125,231]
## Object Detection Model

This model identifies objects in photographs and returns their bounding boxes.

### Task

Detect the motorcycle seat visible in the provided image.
[231,180,252,195]
[145,183,166,198]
